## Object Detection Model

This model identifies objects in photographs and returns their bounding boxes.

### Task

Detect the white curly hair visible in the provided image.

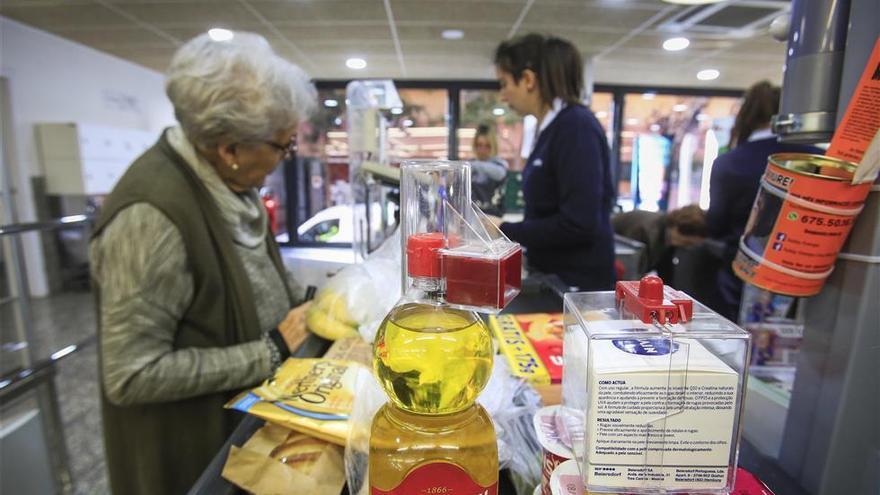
[166,31,316,148]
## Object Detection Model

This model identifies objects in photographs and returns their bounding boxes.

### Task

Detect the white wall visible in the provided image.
[0,17,175,296]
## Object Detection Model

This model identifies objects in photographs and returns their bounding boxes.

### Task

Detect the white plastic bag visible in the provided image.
[307,229,402,341]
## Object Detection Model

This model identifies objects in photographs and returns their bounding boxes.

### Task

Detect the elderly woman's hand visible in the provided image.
[278,301,313,352]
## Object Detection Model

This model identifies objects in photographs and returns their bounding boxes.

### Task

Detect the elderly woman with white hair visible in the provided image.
[89,32,316,495]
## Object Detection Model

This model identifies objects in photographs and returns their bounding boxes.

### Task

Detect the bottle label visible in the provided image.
[371,461,498,495]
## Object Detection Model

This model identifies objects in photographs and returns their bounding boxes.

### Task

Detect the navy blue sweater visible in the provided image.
[501,105,615,290]
[706,137,823,254]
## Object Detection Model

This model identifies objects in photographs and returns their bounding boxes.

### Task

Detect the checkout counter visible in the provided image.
[187,275,566,495]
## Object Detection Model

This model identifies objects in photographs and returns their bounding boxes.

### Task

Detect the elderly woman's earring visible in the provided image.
[231,162,240,171]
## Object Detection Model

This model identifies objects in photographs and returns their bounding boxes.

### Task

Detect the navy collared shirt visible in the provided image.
[501,104,615,290]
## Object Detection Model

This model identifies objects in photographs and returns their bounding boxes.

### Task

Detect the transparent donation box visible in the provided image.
[399,160,521,312]
[560,276,751,494]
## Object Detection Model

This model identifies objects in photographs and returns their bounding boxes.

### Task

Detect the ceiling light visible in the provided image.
[334,117,343,126]
[346,57,367,70]
[626,118,640,126]
[208,28,234,42]
[402,119,414,127]
[661,0,724,4]
[595,111,608,119]
[391,107,403,115]
[492,107,505,116]
[642,92,656,100]
[697,69,720,81]
[650,124,661,132]
[662,37,690,51]
[324,99,339,108]
[696,113,709,121]
[673,104,688,112]
[441,29,464,40]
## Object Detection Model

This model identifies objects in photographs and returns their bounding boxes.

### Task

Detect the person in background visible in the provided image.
[470,124,509,216]
[493,33,615,290]
[706,80,822,320]
[89,32,316,495]
[612,205,708,280]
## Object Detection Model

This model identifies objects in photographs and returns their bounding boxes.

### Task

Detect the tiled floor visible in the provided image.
[1,290,109,495]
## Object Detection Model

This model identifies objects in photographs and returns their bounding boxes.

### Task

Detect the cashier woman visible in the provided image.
[89,32,316,495]
[494,34,616,290]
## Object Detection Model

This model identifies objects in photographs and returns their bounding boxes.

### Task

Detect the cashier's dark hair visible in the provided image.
[494,33,584,106]
[730,80,780,148]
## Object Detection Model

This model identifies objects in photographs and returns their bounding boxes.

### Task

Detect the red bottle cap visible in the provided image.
[615,275,694,325]
[406,233,445,278]
[638,275,664,302]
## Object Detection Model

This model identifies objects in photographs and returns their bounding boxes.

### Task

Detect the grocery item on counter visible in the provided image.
[306,289,360,340]
[221,422,345,495]
[226,358,364,445]
[490,313,564,385]
[374,301,493,414]
[534,405,574,495]
[369,403,499,495]
[307,228,403,342]
[549,460,584,495]
[561,281,751,494]
[546,460,774,495]
[367,161,521,495]
[323,336,373,368]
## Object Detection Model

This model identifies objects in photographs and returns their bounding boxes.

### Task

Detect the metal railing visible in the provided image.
[1,215,94,495]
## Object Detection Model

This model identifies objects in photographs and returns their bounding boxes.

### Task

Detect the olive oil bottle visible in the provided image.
[369,403,498,495]
[374,301,493,414]
[368,161,520,495]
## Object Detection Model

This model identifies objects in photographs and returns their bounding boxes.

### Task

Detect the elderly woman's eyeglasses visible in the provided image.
[260,135,298,160]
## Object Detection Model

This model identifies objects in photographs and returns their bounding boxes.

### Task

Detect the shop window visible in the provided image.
[617,93,739,212]
[271,88,349,246]
[387,89,449,162]
[458,89,525,170]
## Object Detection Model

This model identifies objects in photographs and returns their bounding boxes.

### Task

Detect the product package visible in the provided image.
[323,336,373,368]
[490,313,565,386]
[221,422,345,495]
[546,460,774,495]
[533,405,576,495]
[560,277,751,494]
[226,358,365,446]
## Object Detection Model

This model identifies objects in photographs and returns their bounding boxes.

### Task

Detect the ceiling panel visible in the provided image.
[0,0,92,7]
[0,0,791,87]
[111,1,262,27]
[248,0,388,23]
[543,30,626,54]
[275,24,391,43]
[0,4,131,28]
[52,27,176,48]
[395,25,509,43]
[522,4,665,30]
[400,40,497,59]
[160,24,266,40]
[295,43,398,58]
[389,0,522,25]
[617,33,737,52]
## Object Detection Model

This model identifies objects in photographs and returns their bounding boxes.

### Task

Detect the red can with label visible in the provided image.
[733,153,873,296]
[371,461,498,495]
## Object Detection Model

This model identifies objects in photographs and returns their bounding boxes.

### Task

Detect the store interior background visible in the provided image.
[1,1,865,494]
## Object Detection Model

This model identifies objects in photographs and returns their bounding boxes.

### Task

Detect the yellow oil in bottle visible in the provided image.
[369,403,498,494]
[373,302,493,414]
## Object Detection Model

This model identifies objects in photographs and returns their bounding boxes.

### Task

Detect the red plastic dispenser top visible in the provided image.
[615,275,694,325]
[406,233,445,278]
